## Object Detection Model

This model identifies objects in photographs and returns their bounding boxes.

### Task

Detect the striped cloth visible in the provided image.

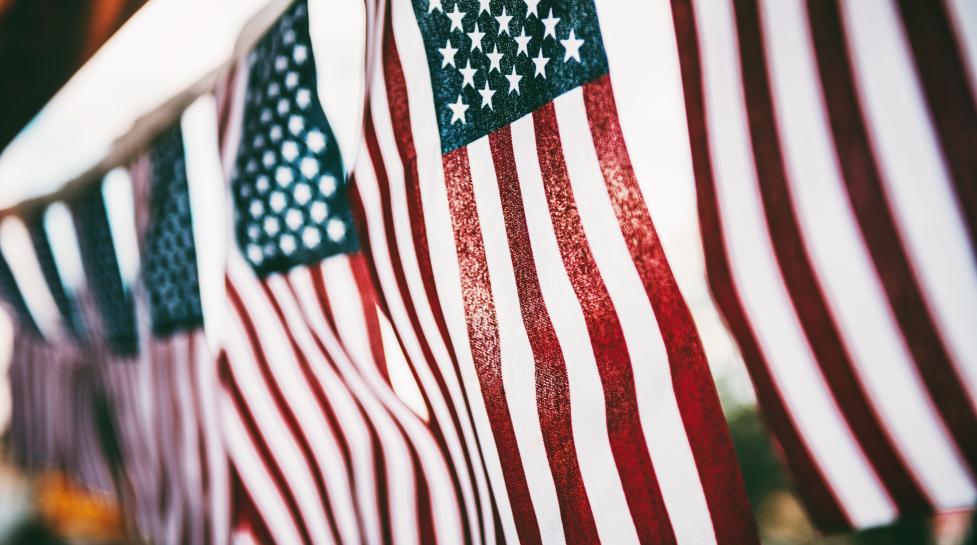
[128,111,230,545]
[215,3,468,543]
[352,0,757,543]
[672,0,977,531]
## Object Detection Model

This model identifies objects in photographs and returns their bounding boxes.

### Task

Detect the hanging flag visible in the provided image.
[671,0,977,531]
[1,217,119,497]
[351,0,758,544]
[216,2,467,543]
[128,115,229,545]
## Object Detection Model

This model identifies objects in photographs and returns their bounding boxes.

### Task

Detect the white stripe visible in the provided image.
[101,168,142,288]
[691,0,896,526]
[181,95,229,354]
[220,392,304,545]
[223,284,337,545]
[307,0,366,171]
[466,136,567,545]
[497,116,644,545]
[367,50,490,545]
[320,259,374,373]
[220,59,250,181]
[388,0,518,540]
[945,0,977,100]
[761,0,976,508]
[590,0,699,281]
[377,306,430,422]
[0,217,64,341]
[840,0,977,404]
[553,89,717,545]
[193,329,231,545]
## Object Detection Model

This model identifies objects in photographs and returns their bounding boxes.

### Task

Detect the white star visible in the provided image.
[446,3,466,32]
[448,95,469,124]
[505,66,523,94]
[495,7,513,35]
[561,29,584,62]
[542,9,560,40]
[486,44,503,73]
[514,27,531,57]
[532,48,550,78]
[459,60,478,89]
[302,226,321,248]
[438,39,458,68]
[467,23,485,53]
[524,0,541,18]
[478,81,496,110]
[477,0,491,15]
[428,0,442,13]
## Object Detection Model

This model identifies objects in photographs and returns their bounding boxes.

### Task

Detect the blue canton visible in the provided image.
[231,0,358,277]
[411,0,609,152]
[143,124,205,337]
[27,211,86,339]
[73,185,139,357]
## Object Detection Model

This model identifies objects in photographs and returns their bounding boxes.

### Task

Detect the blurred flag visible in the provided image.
[671,0,977,531]
[350,0,757,544]
[216,2,467,543]
[1,209,118,499]
[128,115,229,545]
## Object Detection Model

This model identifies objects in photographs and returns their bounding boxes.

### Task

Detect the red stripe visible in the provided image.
[666,0,851,529]
[229,465,276,545]
[348,254,391,381]
[896,0,977,253]
[487,124,600,544]
[734,0,929,511]
[532,102,676,545]
[442,145,542,545]
[216,64,239,157]
[582,75,759,544]
[807,0,977,474]
[226,281,342,544]
[217,351,314,545]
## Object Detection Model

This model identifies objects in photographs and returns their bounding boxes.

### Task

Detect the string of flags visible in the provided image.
[1,0,976,544]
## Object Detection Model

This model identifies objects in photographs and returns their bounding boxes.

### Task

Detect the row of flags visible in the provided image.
[1,0,975,543]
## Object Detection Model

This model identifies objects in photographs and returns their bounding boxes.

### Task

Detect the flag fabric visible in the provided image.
[215,2,469,543]
[348,0,758,543]
[128,116,230,545]
[68,183,156,519]
[669,0,977,531]
[2,219,118,498]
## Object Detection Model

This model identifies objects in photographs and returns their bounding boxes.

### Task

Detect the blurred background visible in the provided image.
[0,0,974,544]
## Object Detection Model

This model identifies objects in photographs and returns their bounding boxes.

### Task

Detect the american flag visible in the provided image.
[216,2,468,543]
[673,0,977,531]
[128,114,230,545]
[2,213,119,499]
[351,0,757,543]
